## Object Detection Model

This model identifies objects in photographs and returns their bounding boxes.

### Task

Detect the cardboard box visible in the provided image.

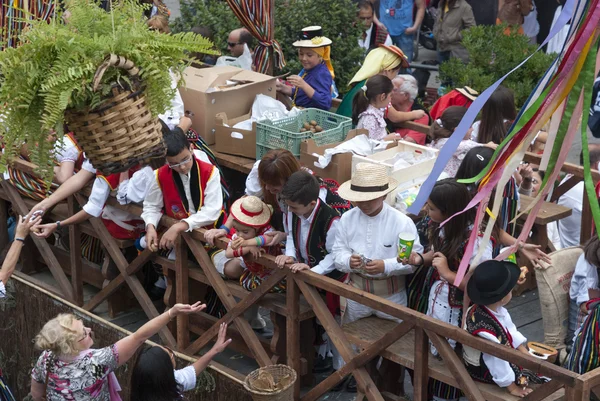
[300,129,368,185]
[214,111,256,159]
[352,141,439,204]
[179,66,277,145]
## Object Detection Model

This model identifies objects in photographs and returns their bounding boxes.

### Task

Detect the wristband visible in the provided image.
[15,237,25,244]
[56,221,61,229]
[219,224,230,234]
[415,252,425,267]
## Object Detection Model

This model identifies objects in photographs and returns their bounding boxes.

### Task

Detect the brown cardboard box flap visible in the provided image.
[214,112,257,159]
[182,66,275,92]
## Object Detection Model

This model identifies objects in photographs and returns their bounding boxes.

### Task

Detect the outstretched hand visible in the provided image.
[211,323,232,354]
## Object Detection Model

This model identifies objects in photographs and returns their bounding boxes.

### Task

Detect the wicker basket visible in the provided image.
[243,365,297,401]
[65,54,166,175]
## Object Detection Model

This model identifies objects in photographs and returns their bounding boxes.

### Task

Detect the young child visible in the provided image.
[567,235,600,349]
[428,106,479,177]
[332,163,423,390]
[225,196,284,293]
[407,179,493,401]
[352,74,396,141]
[464,260,548,397]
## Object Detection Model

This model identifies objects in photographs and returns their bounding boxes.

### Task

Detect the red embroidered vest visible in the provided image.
[156,157,214,220]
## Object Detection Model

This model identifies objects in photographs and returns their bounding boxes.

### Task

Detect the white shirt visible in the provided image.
[477,306,528,388]
[54,135,81,164]
[570,254,599,306]
[159,73,185,130]
[358,24,393,52]
[284,199,340,275]
[0,281,5,298]
[557,178,583,248]
[332,203,423,277]
[174,365,196,392]
[142,156,223,232]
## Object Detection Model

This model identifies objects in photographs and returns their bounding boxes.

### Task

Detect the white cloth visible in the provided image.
[569,254,599,306]
[547,6,570,55]
[82,167,153,227]
[477,307,528,388]
[158,72,185,130]
[174,365,197,392]
[547,221,562,251]
[522,4,539,40]
[81,157,96,173]
[141,158,223,231]
[332,203,423,277]
[358,24,393,51]
[313,135,390,169]
[212,249,234,275]
[427,233,493,354]
[557,178,583,248]
[284,199,339,275]
[0,281,5,298]
[54,135,81,164]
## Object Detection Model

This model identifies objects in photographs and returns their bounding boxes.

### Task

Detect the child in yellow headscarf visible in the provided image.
[275,26,334,110]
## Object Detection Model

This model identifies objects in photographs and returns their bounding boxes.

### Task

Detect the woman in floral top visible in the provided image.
[30,302,208,400]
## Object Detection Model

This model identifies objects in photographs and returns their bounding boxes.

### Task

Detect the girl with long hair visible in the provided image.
[471,86,517,144]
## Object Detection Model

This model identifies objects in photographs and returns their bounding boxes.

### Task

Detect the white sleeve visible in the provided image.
[245,161,263,197]
[182,168,223,231]
[332,216,353,273]
[571,256,594,305]
[141,173,164,229]
[81,157,96,174]
[116,167,154,205]
[82,177,111,218]
[54,137,79,164]
[503,314,527,348]
[312,217,340,275]
[174,365,197,392]
[478,332,516,388]
[0,281,5,298]
[284,212,297,258]
[158,74,185,130]
[193,149,212,165]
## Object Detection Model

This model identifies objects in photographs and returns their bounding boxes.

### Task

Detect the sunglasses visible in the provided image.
[227,42,242,48]
[168,154,192,169]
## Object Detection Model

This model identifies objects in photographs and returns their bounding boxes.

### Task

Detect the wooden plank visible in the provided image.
[295,270,578,386]
[208,146,255,174]
[0,181,75,301]
[35,246,104,289]
[83,211,176,347]
[522,380,564,401]
[519,195,572,225]
[518,148,600,181]
[183,233,272,367]
[550,175,580,202]
[395,120,430,134]
[302,321,415,401]
[286,272,301,400]
[426,329,485,401]
[82,249,155,312]
[295,279,384,401]
[0,199,8,251]
[183,267,286,356]
[175,237,190,351]
[413,327,428,401]
[67,196,83,306]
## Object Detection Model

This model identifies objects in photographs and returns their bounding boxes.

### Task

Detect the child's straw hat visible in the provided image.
[293,26,332,48]
[337,163,398,202]
[230,196,272,228]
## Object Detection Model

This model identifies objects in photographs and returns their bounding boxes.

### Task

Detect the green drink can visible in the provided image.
[397,232,415,260]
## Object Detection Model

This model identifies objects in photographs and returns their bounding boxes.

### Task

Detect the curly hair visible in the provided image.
[34,313,81,356]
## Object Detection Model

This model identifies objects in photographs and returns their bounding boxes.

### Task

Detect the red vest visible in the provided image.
[96,165,144,240]
[156,157,214,220]
[65,132,85,171]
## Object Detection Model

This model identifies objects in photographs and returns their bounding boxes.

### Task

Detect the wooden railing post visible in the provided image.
[175,236,190,351]
[67,196,83,306]
[286,273,301,400]
[413,327,428,401]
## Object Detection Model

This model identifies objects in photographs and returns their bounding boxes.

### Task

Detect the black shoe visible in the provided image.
[346,376,357,393]
[330,374,347,392]
[253,327,273,339]
[313,355,333,373]
[147,285,165,301]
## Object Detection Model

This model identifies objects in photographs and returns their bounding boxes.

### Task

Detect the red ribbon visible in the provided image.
[240,204,263,217]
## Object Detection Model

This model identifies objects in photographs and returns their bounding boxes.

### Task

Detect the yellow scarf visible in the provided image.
[348,47,403,85]
[312,46,335,79]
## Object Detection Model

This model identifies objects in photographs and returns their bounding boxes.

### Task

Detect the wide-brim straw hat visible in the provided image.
[378,44,410,69]
[456,86,479,101]
[293,26,332,48]
[230,196,272,228]
[338,163,399,202]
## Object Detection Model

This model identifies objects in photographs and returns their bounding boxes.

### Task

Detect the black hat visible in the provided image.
[467,260,521,305]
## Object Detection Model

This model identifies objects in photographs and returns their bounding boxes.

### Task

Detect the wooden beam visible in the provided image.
[302,321,415,401]
[426,330,485,401]
[295,279,384,401]
[175,237,190,351]
[550,175,580,202]
[413,327,428,401]
[183,234,272,366]
[67,196,83,306]
[286,272,301,400]
[0,181,75,301]
[0,199,8,251]
[395,121,430,134]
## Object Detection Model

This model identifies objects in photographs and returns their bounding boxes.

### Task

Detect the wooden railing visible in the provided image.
[1,157,599,401]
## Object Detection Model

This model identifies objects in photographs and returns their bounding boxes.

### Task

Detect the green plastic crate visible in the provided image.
[256,108,352,160]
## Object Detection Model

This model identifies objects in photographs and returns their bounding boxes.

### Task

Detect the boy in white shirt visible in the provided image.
[331,163,423,390]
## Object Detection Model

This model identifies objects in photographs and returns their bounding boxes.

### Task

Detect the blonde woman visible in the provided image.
[30,302,206,400]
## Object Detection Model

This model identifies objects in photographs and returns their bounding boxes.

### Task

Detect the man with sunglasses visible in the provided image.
[227,28,254,58]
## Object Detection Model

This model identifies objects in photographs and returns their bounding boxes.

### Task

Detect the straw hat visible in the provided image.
[230,196,272,228]
[456,86,479,101]
[338,163,398,202]
[293,26,332,48]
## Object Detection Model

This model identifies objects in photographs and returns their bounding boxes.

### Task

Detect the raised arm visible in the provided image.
[0,215,41,287]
